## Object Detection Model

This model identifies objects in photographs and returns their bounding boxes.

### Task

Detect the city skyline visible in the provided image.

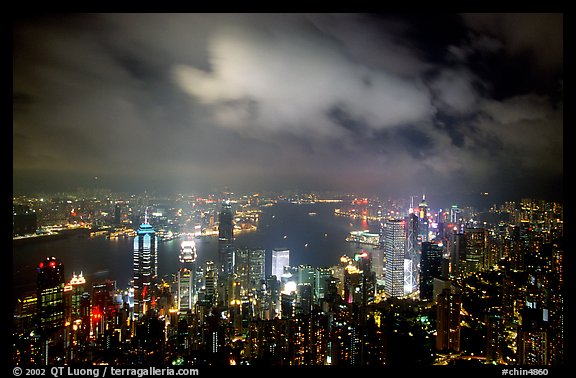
[13,13,563,207]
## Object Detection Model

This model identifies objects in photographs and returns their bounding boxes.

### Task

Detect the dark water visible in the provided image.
[13,203,376,296]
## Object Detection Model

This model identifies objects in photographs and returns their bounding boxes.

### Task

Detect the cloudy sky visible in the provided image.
[13,13,563,206]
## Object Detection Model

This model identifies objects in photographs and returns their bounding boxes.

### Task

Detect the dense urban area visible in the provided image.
[12,189,564,367]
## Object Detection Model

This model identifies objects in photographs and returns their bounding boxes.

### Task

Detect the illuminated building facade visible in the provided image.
[37,256,66,364]
[178,240,197,313]
[133,213,158,321]
[418,195,430,242]
[384,218,406,298]
[272,248,290,282]
[234,247,265,294]
[464,227,488,273]
[405,213,419,294]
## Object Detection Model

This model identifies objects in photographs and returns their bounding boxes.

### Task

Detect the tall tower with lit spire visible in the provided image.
[418,194,430,242]
[133,208,158,321]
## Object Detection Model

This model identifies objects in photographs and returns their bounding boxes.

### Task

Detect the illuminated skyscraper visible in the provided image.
[218,200,234,276]
[178,240,197,312]
[234,247,265,295]
[203,261,216,308]
[271,248,290,282]
[464,228,488,274]
[418,195,429,242]
[133,211,158,321]
[384,218,406,298]
[37,257,65,334]
[405,213,419,294]
[37,256,65,364]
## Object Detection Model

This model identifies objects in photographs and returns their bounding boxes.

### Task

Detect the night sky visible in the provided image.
[13,13,563,206]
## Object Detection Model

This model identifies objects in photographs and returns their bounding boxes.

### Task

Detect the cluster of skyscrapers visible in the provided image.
[12,195,564,367]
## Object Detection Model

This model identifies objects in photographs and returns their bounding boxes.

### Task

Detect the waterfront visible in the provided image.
[13,202,377,295]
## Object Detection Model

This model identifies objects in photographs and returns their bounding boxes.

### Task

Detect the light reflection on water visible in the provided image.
[13,203,380,295]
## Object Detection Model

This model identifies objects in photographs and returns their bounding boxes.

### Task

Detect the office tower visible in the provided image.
[114,202,122,226]
[36,256,66,364]
[67,273,86,321]
[436,288,461,352]
[203,261,216,308]
[464,228,488,274]
[179,240,197,311]
[420,241,444,300]
[449,231,466,278]
[297,265,315,287]
[271,248,290,282]
[405,213,419,294]
[229,279,242,334]
[133,211,158,321]
[177,268,193,313]
[418,195,429,242]
[234,247,266,295]
[384,218,406,298]
[450,204,459,224]
[314,268,333,305]
[218,200,234,276]
[37,257,65,333]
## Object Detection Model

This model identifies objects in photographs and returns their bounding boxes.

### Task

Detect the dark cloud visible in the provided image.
[13,13,563,206]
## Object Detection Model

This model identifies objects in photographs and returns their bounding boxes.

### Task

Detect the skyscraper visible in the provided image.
[420,241,444,300]
[218,200,235,276]
[405,213,419,294]
[37,257,65,335]
[178,240,197,312]
[271,248,290,282]
[37,256,65,364]
[464,228,488,274]
[133,211,158,321]
[234,247,266,295]
[418,195,430,242]
[384,218,405,298]
[436,288,461,352]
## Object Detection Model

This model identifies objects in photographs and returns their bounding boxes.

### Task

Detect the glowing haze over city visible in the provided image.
[12,13,565,370]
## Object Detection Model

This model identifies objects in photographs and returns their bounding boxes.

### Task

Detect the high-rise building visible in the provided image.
[450,204,460,225]
[405,213,419,294]
[464,228,488,274]
[179,240,197,312]
[203,261,216,308]
[449,231,466,278]
[133,212,158,321]
[177,268,193,313]
[36,256,66,364]
[418,195,430,242]
[114,202,122,226]
[384,218,405,298]
[436,288,461,352]
[37,257,65,334]
[271,248,290,282]
[420,241,444,300]
[234,247,266,295]
[218,200,234,276]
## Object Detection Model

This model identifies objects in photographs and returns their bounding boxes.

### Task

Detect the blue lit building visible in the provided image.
[133,213,158,321]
